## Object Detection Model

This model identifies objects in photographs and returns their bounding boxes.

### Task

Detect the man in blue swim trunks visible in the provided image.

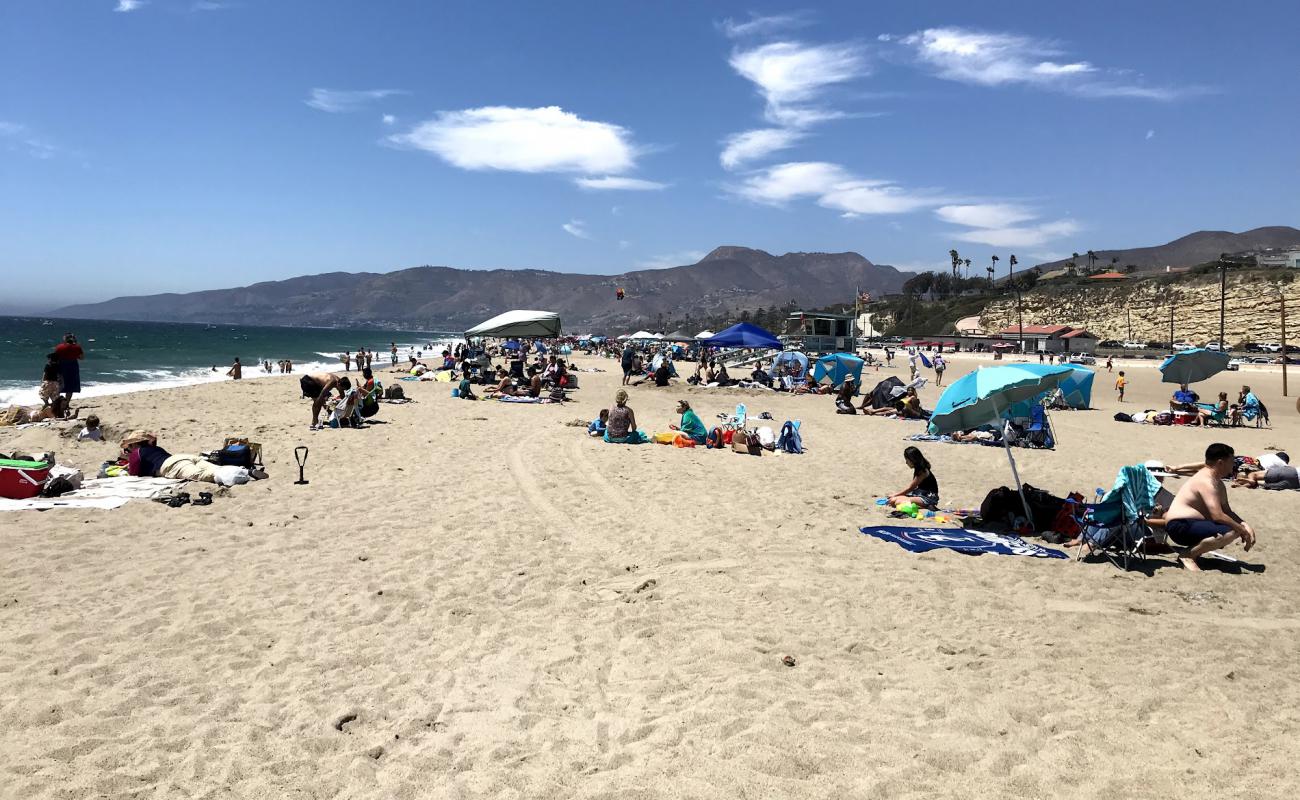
[1164,442,1257,571]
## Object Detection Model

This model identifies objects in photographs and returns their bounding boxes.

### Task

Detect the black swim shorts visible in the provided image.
[300,375,323,399]
[1165,518,1233,547]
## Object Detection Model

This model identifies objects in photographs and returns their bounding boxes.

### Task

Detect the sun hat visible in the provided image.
[1143,459,1177,478]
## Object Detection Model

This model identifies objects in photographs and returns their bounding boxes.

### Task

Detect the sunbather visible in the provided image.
[485,368,516,396]
[886,446,940,509]
[604,389,648,444]
[670,399,708,444]
[834,376,857,414]
[300,373,351,429]
[1164,442,1257,571]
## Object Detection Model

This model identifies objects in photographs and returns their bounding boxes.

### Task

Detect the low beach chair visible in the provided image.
[1076,464,1160,571]
[1026,405,1053,448]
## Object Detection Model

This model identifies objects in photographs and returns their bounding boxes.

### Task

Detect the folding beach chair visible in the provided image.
[1026,405,1053,449]
[1075,464,1161,570]
[721,402,748,430]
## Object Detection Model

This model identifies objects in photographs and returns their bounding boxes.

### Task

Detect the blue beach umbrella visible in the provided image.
[813,353,865,389]
[502,340,521,351]
[930,364,1074,530]
[1159,348,1230,385]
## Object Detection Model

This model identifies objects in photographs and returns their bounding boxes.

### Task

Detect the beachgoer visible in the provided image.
[1115,371,1126,402]
[834,376,857,414]
[588,408,609,437]
[341,351,352,371]
[933,354,946,386]
[653,358,671,387]
[1170,383,1199,414]
[485,367,515,396]
[528,373,542,398]
[886,446,940,509]
[457,375,477,400]
[1105,356,1114,372]
[671,399,708,444]
[78,414,103,442]
[227,357,242,380]
[390,343,398,365]
[1164,442,1257,570]
[898,387,928,419]
[604,389,647,444]
[621,344,635,386]
[39,353,64,416]
[1238,385,1267,426]
[300,373,351,429]
[54,333,84,412]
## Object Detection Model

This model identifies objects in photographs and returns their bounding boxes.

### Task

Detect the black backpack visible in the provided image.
[383,384,405,400]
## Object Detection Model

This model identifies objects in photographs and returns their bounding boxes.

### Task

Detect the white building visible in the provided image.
[1255,248,1300,269]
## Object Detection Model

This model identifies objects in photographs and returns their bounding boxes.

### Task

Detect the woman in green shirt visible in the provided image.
[673,399,709,444]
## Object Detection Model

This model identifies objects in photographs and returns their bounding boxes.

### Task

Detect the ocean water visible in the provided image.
[0,316,459,406]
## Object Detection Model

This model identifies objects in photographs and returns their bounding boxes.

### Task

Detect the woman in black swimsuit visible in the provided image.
[886,446,940,509]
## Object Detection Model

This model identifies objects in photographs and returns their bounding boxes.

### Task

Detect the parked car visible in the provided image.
[1242,343,1265,353]
[1205,342,1233,352]
[1259,342,1283,353]
[1249,356,1275,364]
[1121,341,1146,349]
[1226,359,1243,371]
[1097,339,1121,348]
[1067,355,1097,365]
[1173,342,1197,351]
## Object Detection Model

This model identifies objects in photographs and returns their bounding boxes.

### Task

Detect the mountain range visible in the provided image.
[51,247,906,331]
[1031,226,1300,274]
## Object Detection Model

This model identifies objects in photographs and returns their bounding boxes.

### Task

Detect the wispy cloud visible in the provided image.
[718,12,811,39]
[720,128,805,170]
[562,219,593,240]
[115,0,145,12]
[192,1,231,9]
[730,161,943,215]
[574,176,667,191]
[636,250,707,270]
[892,27,1190,100]
[939,203,1079,248]
[382,114,396,125]
[729,41,868,127]
[0,122,59,159]
[1146,129,1156,140]
[305,88,406,113]
[389,106,641,176]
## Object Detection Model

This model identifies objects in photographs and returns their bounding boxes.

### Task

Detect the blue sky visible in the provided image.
[3,0,1297,310]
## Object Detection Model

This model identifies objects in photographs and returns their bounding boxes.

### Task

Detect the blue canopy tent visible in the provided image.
[1005,365,1095,417]
[813,353,865,391]
[771,351,810,381]
[702,322,783,350]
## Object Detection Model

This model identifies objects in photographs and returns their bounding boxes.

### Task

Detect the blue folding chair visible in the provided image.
[1075,464,1160,570]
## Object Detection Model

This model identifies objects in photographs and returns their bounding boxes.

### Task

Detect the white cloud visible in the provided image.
[192,1,230,9]
[935,203,1037,229]
[718,12,810,39]
[0,121,58,159]
[1146,129,1156,140]
[115,0,145,11]
[895,27,1184,100]
[720,127,804,170]
[306,88,406,113]
[618,240,631,250]
[731,161,943,216]
[562,219,593,240]
[636,250,707,270]
[574,176,667,191]
[382,114,396,125]
[389,106,639,175]
[950,218,1080,248]
[729,41,868,126]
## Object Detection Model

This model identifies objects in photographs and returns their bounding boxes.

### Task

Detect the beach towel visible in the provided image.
[0,476,183,512]
[498,396,547,404]
[919,352,933,369]
[859,525,1068,559]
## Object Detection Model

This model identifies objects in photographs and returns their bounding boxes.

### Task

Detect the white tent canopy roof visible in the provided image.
[464,310,562,338]
[694,329,715,339]
[629,330,661,340]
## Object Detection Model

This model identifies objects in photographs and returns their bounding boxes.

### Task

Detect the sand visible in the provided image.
[2,352,1298,799]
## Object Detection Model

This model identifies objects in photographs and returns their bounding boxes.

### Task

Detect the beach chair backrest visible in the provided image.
[734,403,747,428]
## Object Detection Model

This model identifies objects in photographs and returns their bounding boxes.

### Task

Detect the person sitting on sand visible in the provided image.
[78,414,103,442]
[834,376,857,414]
[670,399,708,444]
[898,387,929,420]
[527,372,543,398]
[485,367,516,397]
[457,375,477,400]
[885,446,940,510]
[300,373,351,429]
[714,362,733,386]
[604,389,648,444]
[750,361,772,388]
[653,358,672,387]
[588,408,609,437]
[1163,442,1257,571]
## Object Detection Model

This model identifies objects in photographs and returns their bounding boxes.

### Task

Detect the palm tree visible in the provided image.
[1086,250,1097,273]
[963,258,971,280]
[991,255,1000,284]
[949,249,960,278]
[1111,256,1119,269]
[985,264,995,283]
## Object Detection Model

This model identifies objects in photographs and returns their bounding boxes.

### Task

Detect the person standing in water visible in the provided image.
[227,357,242,380]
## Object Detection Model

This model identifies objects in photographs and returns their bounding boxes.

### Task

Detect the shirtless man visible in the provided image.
[1164,442,1257,571]
[300,373,351,429]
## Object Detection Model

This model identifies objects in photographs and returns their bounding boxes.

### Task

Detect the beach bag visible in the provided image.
[215,442,253,468]
[0,458,51,500]
[732,431,762,456]
[1113,412,1133,423]
[359,397,380,418]
[1022,484,1067,531]
[979,486,1020,525]
[755,426,776,450]
[384,384,405,400]
[705,427,724,449]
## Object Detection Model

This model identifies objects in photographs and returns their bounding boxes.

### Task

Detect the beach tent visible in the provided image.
[771,351,810,379]
[1006,365,1095,417]
[465,309,562,339]
[694,330,715,340]
[702,322,782,349]
[664,329,695,342]
[629,330,660,340]
[813,353,865,388]
[867,376,906,409]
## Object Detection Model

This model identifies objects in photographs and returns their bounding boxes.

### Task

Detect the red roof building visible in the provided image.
[1088,271,1128,280]
[996,324,1098,355]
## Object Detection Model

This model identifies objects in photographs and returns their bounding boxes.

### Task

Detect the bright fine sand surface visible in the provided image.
[3,352,1299,799]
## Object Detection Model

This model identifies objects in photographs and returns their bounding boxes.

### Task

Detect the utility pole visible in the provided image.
[1219,257,1227,350]
[1169,305,1175,355]
[1126,307,1132,342]
[1282,288,1289,398]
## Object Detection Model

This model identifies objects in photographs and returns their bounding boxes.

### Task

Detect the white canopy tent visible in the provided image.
[464,310,562,339]
[694,330,715,339]
[629,330,661,340]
